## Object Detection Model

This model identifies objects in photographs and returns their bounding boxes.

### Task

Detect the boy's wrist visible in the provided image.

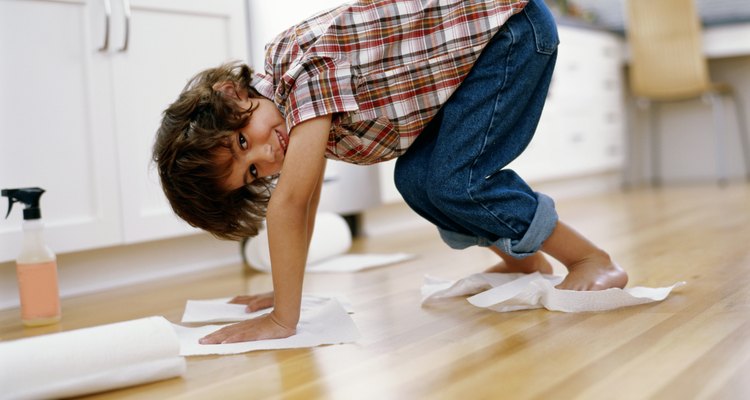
[269,309,297,331]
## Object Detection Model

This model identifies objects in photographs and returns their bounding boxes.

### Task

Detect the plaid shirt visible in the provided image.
[251,0,529,165]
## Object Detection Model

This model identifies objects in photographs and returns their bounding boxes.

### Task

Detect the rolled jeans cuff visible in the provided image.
[437,192,558,259]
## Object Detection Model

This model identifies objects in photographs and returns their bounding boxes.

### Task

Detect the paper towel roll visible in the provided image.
[244,212,353,272]
[0,316,186,400]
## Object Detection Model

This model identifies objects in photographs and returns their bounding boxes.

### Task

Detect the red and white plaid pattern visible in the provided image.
[251,0,528,164]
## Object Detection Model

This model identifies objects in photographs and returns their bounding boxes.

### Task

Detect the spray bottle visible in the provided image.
[2,187,61,326]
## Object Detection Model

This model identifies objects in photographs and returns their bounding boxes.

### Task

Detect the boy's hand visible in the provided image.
[228,291,274,312]
[198,311,295,344]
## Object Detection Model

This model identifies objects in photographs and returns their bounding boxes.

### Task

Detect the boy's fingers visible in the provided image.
[199,323,247,344]
[220,333,254,344]
[198,330,225,344]
[228,295,253,305]
[197,315,293,344]
[246,297,274,312]
[229,292,274,306]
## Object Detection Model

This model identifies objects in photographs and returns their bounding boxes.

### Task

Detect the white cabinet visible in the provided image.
[113,0,247,243]
[0,0,248,262]
[1,0,121,262]
[508,25,626,181]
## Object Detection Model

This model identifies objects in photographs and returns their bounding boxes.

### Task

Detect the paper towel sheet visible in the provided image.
[174,299,359,356]
[422,272,685,312]
[0,316,185,400]
[181,294,354,324]
[244,212,415,273]
[307,253,415,273]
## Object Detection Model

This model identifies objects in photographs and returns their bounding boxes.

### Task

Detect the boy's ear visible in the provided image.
[212,81,247,101]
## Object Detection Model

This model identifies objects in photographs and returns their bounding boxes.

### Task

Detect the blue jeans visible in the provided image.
[393,0,559,259]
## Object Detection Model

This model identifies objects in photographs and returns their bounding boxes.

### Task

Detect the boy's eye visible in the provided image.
[249,164,258,179]
[238,132,248,150]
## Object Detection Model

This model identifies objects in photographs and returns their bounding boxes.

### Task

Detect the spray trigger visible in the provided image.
[1,188,45,220]
[2,190,16,219]
[5,199,14,219]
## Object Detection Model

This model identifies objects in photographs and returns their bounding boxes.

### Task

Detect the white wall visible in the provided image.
[245,0,349,71]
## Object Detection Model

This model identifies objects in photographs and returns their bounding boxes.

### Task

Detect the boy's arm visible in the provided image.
[307,158,326,246]
[227,161,325,313]
[199,115,331,344]
[266,115,330,329]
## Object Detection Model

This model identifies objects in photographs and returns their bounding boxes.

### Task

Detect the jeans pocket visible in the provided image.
[523,0,559,55]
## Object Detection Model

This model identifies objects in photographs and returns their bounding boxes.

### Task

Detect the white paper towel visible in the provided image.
[245,212,352,271]
[181,294,354,324]
[0,316,186,400]
[244,212,414,273]
[174,299,359,356]
[422,272,685,312]
[306,253,415,273]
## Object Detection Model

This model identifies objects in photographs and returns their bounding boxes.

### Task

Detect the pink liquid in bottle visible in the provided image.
[17,260,61,326]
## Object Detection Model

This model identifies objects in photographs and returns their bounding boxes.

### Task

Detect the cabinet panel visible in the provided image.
[112,0,248,243]
[506,107,559,182]
[0,0,121,262]
[377,159,402,204]
[506,26,626,184]
[0,0,249,261]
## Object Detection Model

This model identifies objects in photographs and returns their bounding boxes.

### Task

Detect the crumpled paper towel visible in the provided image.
[0,316,185,400]
[174,299,359,356]
[422,272,685,312]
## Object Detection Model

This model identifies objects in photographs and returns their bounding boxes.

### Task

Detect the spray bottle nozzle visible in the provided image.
[1,187,46,220]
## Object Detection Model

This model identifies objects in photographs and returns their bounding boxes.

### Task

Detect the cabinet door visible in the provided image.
[110,0,248,243]
[0,0,121,262]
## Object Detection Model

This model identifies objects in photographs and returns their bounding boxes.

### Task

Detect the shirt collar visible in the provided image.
[250,73,275,100]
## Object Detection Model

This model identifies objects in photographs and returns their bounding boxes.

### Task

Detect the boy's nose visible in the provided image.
[245,144,276,177]
[247,144,274,163]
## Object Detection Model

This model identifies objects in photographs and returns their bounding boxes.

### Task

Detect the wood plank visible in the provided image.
[0,183,748,399]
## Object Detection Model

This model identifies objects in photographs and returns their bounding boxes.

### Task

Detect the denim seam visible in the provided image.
[474,25,518,183]
[525,2,557,55]
[465,23,520,236]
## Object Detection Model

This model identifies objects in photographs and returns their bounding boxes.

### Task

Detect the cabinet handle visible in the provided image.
[118,0,131,52]
[98,0,112,51]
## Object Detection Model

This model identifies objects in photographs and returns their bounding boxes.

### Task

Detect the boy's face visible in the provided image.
[218,96,289,191]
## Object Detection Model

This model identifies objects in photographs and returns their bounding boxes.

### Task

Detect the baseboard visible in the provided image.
[0,233,241,310]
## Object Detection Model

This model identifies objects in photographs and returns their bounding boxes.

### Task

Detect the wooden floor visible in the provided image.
[1,183,750,399]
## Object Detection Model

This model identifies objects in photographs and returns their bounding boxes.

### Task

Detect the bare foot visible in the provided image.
[484,248,554,275]
[555,252,628,291]
[539,221,628,291]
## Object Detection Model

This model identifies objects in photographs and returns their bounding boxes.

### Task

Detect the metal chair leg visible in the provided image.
[647,101,661,186]
[623,99,641,188]
[728,90,750,181]
[708,93,729,186]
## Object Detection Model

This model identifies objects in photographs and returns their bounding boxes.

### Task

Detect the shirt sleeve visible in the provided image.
[282,55,360,131]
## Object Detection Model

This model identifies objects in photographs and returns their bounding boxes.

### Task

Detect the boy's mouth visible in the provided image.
[275,129,289,154]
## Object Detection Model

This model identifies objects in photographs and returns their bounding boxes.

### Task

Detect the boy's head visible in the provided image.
[153,62,273,241]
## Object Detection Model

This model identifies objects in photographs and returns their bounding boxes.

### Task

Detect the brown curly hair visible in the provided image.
[153,62,274,241]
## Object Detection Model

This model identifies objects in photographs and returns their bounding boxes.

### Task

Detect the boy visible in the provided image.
[153,0,627,344]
